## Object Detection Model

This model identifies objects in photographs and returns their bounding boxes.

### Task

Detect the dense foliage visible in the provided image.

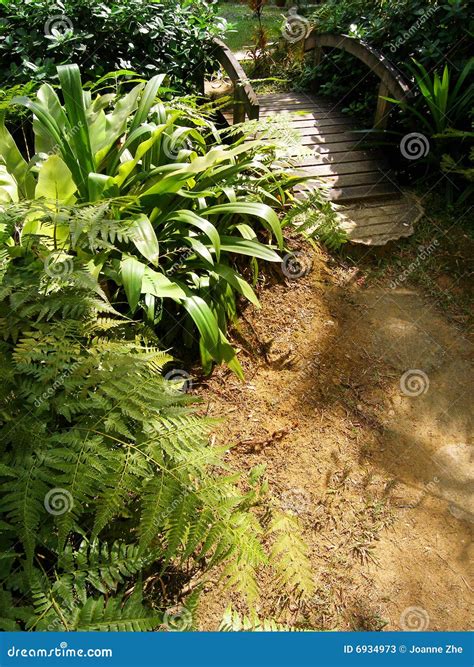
[0,222,314,630]
[0,0,225,91]
[0,64,311,373]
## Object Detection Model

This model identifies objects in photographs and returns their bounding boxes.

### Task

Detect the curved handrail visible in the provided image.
[304,32,413,128]
[208,38,260,123]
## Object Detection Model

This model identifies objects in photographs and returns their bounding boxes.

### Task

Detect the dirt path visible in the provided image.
[197,243,473,631]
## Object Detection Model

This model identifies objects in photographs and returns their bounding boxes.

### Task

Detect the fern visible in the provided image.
[283,190,347,250]
[219,606,308,632]
[0,232,313,630]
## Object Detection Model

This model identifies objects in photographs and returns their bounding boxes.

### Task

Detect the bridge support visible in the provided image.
[374,81,392,130]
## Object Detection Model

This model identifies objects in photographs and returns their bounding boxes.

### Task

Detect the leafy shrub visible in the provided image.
[0,235,314,630]
[0,64,306,374]
[387,59,474,201]
[0,0,226,91]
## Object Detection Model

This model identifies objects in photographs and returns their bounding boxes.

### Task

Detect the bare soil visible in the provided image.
[196,238,473,631]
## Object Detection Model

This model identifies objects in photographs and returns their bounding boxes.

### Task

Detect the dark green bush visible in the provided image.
[0,0,226,91]
[300,0,472,119]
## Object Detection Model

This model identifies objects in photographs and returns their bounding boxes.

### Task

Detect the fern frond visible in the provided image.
[269,513,315,600]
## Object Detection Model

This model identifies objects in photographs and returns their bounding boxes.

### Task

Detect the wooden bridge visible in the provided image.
[207,33,423,246]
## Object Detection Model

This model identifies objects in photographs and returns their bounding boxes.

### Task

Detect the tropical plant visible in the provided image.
[0,64,308,374]
[387,59,474,135]
[382,59,474,201]
[0,236,314,631]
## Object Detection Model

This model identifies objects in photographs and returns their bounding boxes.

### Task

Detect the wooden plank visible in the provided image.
[258,107,346,119]
[295,125,356,137]
[292,149,384,166]
[291,122,359,137]
[306,172,394,189]
[299,139,377,153]
[259,98,336,109]
[340,201,419,221]
[342,217,412,232]
[328,184,400,202]
[298,131,369,144]
[301,161,384,177]
[291,118,355,130]
[259,93,323,102]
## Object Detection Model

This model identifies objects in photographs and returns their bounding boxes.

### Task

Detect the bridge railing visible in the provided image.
[303,32,412,129]
[206,39,260,123]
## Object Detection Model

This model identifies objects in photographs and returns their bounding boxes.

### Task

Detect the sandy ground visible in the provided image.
[196,241,473,631]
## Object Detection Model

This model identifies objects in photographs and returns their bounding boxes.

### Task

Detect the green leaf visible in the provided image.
[181,295,220,357]
[210,264,260,307]
[57,64,96,194]
[130,215,159,266]
[169,211,221,261]
[203,202,283,250]
[35,155,77,204]
[120,256,145,313]
[0,111,36,198]
[219,237,282,262]
[141,267,186,299]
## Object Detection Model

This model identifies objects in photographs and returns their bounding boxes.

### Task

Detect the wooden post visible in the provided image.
[313,45,323,67]
[233,85,246,124]
[374,81,392,130]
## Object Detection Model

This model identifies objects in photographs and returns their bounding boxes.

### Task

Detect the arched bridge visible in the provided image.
[207,33,423,246]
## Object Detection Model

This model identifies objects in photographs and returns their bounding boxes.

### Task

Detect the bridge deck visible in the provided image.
[254,92,422,245]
